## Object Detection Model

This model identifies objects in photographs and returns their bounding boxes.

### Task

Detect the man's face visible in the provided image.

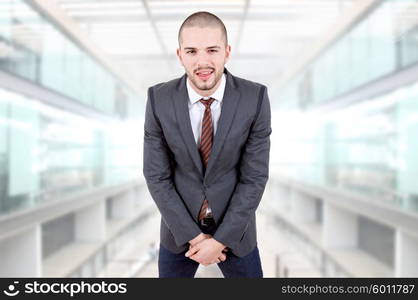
[177,26,231,96]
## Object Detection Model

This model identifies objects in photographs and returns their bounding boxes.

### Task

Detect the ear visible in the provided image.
[225,44,231,64]
[176,48,184,65]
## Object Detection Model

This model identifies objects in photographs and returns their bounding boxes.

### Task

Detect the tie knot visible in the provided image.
[199,97,215,109]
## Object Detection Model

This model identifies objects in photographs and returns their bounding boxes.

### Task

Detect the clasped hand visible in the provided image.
[186,233,228,266]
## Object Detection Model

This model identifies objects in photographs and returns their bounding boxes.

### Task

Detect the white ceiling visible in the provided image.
[56,0,356,93]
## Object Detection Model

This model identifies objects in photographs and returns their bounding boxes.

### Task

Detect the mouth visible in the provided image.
[196,69,214,80]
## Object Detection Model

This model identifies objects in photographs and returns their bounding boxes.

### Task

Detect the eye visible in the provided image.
[209,49,218,53]
[186,50,195,54]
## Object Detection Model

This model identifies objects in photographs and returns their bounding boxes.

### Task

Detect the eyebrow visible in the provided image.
[184,46,221,50]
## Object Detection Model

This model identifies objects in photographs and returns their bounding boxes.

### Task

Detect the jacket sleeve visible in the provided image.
[213,85,271,250]
[143,87,201,246]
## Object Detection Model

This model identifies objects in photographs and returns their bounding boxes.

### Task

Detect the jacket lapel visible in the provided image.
[172,74,204,177]
[204,69,240,182]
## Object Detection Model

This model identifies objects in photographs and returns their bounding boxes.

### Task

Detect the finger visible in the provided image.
[185,246,199,257]
[218,254,226,262]
[190,254,204,264]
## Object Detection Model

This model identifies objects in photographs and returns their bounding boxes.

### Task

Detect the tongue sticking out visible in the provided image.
[197,70,213,80]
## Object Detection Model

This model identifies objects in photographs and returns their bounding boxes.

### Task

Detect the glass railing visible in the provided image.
[0,88,141,216]
[276,0,418,108]
[271,0,418,214]
[0,0,138,118]
[271,80,418,213]
[0,0,145,216]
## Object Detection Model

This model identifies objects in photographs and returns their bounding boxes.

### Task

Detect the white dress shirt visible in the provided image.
[186,73,226,146]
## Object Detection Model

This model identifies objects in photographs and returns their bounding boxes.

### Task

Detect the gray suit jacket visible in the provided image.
[143,68,271,257]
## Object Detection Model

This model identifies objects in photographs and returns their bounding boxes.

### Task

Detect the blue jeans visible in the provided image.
[158,223,263,278]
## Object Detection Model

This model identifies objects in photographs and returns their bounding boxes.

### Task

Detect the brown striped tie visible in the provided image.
[198,97,215,221]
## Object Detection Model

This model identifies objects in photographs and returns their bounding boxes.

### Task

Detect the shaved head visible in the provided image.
[178,11,228,47]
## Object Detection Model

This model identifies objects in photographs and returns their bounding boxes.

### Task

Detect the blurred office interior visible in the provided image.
[0,0,417,277]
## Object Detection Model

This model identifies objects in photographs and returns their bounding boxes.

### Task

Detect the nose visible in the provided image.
[196,51,211,67]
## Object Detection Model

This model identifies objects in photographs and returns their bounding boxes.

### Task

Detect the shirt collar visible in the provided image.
[186,73,226,105]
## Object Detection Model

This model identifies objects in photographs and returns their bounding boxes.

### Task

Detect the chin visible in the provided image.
[199,82,216,91]
[192,77,212,90]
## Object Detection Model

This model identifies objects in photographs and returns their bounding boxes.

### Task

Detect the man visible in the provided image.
[143,11,271,278]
